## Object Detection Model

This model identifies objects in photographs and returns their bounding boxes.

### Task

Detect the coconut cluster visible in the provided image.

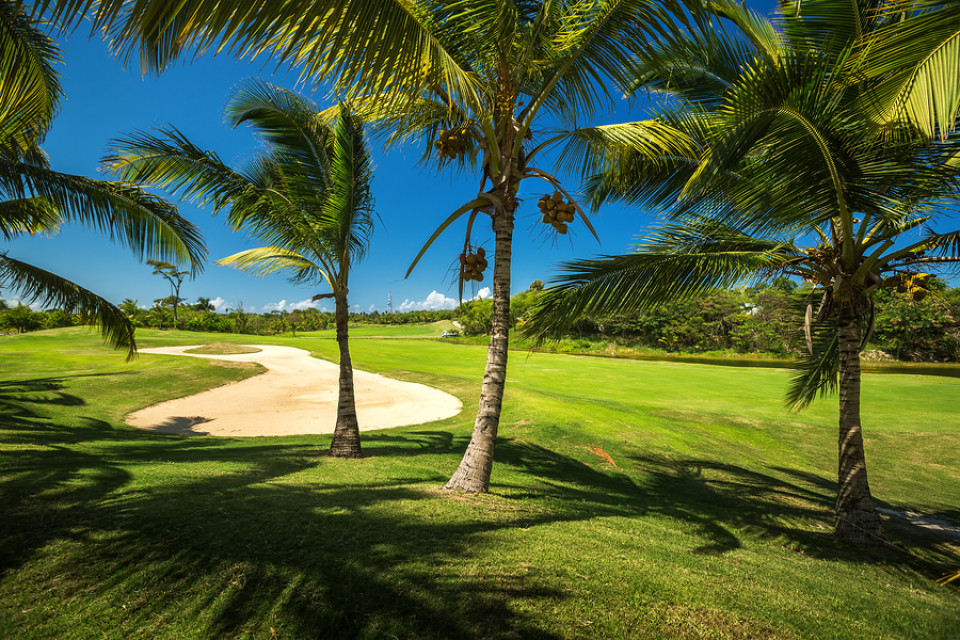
[460,248,488,282]
[538,192,576,234]
[881,272,931,301]
[434,128,470,159]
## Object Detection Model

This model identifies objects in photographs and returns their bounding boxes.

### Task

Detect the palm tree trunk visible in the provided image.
[834,306,885,543]
[444,210,514,492]
[329,294,362,458]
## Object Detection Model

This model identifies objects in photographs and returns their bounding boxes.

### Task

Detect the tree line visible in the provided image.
[457,278,960,363]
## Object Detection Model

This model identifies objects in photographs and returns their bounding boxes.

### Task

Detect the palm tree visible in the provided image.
[526,0,960,543]
[105,81,377,458]
[0,1,205,358]
[40,0,699,491]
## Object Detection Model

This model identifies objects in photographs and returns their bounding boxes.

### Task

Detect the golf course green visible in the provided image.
[1,326,957,639]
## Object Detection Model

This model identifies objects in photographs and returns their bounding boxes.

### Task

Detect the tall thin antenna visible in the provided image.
[388,291,393,314]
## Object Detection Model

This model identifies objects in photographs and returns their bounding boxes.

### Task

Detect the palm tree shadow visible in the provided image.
[626,454,960,568]
[358,429,457,457]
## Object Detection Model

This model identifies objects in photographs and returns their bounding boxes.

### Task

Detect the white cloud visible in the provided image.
[397,290,459,312]
[2,297,42,310]
[261,299,286,312]
[210,296,227,311]
[261,298,331,313]
[470,287,492,301]
[368,304,378,313]
[395,287,492,313]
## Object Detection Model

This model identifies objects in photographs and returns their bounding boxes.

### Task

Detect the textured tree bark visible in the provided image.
[834,306,885,543]
[444,210,514,492]
[329,294,362,458]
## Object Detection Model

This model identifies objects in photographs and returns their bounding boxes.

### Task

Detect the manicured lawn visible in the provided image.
[297,319,457,338]
[1,327,957,639]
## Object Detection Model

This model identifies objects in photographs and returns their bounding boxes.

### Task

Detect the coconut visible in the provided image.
[556,222,568,234]
[909,287,928,302]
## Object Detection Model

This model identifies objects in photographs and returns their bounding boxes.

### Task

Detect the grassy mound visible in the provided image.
[1,327,957,639]
[184,342,262,355]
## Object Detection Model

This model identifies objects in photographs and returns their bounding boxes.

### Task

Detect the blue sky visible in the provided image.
[5,1,779,315]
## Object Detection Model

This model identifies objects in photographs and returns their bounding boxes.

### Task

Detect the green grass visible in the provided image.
[297,319,457,338]
[1,326,958,639]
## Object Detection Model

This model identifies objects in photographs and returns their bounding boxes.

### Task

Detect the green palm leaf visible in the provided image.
[0,252,137,358]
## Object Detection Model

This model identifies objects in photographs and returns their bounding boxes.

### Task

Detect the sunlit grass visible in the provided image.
[1,327,957,639]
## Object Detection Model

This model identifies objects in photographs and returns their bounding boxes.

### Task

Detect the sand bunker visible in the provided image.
[126,344,462,437]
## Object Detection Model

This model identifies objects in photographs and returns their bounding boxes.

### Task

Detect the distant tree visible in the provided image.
[194,296,214,312]
[119,298,140,317]
[147,260,189,328]
[149,298,171,330]
[1,303,40,333]
[230,302,249,334]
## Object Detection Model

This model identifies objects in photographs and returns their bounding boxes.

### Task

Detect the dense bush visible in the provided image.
[455,278,960,362]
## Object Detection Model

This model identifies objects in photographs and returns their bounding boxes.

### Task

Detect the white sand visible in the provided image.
[126,344,462,437]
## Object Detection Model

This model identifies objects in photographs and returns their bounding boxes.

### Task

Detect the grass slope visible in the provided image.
[1,327,957,639]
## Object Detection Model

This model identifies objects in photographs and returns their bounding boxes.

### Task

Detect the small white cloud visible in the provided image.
[470,287,491,301]
[368,304,378,313]
[262,298,331,312]
[290,298,323,311]
[210,296,227,310]
[2,297,42,310]
[397,290,459,312]
[261,299,286,312]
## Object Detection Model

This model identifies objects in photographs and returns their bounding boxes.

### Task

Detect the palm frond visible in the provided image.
[553,118,701,183]
[4,160,207,274]
[0,195,60,238]
[0,252,137,359]
[104,125,253,212]
[785,313,839,411]
[856,0,960,139]
[323,104,376,270]
[523,219,792,339]
[216,246,327,286]
[39,0,484,113]
[0,1,62,147]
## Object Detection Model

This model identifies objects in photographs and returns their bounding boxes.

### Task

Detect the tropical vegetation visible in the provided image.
[105,82,378,457]
[527,0,960,543]
[0,0,205,357]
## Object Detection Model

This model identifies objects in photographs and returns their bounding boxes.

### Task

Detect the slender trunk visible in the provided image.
[329,295,362,458]
[834,306,885,543]
[444,210,514,492]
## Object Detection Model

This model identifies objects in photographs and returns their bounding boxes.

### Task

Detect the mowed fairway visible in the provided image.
[1,327,958,639]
